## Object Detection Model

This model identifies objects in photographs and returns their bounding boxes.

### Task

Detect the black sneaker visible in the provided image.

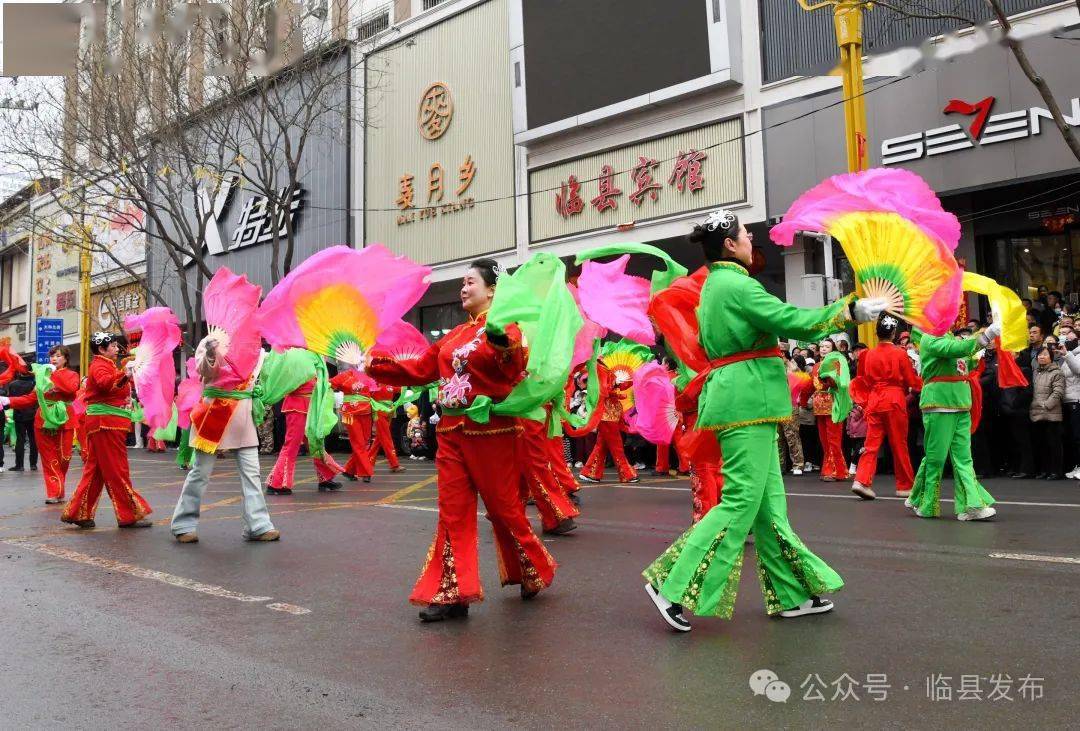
[568,491,581,506]
[266,486,293,496]
[542,517,577,536]
[626,477,640,484]
[645,583,691,632]
[780,595,834,618]
[341,472,359,482]
[362,476,372,483]
[520,585,540,600]
[318,480,343,491]
[418,603,469,622]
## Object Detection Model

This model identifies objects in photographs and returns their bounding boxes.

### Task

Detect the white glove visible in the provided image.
[429,413,440,425]
[978,322,1002,347]
[0,396,9,408]
[851,298,891,324]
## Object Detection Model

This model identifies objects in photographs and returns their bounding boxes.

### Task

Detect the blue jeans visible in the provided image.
[171,447,274,538]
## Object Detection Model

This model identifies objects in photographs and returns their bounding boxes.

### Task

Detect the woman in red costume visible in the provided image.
[0,345,79,504]
[367,258,558,623]
[330,369,375,483]
[811,338,848,481]
[519,414,579,535]
[850,314,921,500]
[266,378,344,495]
[59,333,152,528]
[579,361,639,484]
[366,382,405,473]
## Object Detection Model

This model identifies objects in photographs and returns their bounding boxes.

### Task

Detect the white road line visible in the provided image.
[604,483,1080,508]
[1,538,311,614]
[377,504,437,513]
[989,552,1080,565]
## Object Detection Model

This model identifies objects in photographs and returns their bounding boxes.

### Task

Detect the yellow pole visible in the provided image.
[78,226,92,376]
[833,1,875,345]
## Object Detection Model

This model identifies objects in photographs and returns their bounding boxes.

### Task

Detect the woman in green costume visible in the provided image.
[643,210,888,632]
[905,324,1000,521]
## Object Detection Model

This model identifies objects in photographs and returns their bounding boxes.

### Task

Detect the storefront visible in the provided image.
[763,31,1080,312]
[362,0,516,271]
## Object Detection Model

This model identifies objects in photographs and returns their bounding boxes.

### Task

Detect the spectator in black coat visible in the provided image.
[6,372,37,471]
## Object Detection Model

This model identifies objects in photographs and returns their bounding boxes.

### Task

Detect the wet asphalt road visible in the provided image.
[0,450,1077,728]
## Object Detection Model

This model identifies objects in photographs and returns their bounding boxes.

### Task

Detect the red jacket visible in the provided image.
[329,370,373,419]
[7,367,80,431]
[82,355,132,433]
[855,342,921,413]
[368,311,525,435]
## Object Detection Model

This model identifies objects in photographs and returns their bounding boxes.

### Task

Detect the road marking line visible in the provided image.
[377,503,437,513]
[1,538,311,613]
[376,475,438,505]
[989,552,1080,565]
[607,483,1080,508]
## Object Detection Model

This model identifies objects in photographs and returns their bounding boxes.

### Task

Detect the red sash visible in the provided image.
[682,347,784,404]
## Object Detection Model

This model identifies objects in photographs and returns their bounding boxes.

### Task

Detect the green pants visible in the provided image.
[909,411,995,516]
[643,422,843,618]
[176,428,195,469]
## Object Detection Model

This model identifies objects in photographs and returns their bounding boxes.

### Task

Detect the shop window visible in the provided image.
[1009,234,1069,300]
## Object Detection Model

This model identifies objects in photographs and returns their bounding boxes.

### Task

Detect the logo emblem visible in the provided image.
[418,82,453,140]
[943,96,996,141]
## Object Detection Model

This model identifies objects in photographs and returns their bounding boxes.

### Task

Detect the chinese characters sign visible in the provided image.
[529,117,745,244]
[395,155,478,226]
[418,82,454,141]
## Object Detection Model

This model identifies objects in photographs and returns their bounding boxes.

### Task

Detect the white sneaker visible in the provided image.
[780,596,833,618]
[645,583,691,632]
[1069,467,1080,480]
[957,506,997,521]
[0,466,5,473]
[850,481,876,500]
[848,463,857,476]
[904,496,914,509]
[574,461,583,469]
[791,467,803,476]
[895,489,911,498]
[632,462,646,470]
[803,462,814,472]
[914,506,935,518]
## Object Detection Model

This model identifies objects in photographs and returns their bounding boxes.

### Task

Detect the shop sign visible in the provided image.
[529,117,745,243]
[882,96,1080,165]
[395,154,477,226]
[92,284,145,333]
[189,173,304,262]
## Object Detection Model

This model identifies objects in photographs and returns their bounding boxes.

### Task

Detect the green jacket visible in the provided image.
[911,330,979,411]
[697,261,855,430]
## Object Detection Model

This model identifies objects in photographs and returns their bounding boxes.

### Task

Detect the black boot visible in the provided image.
[419,603,469,622]
[318,480,343,491]
[543,517,578,536]
[266,485,293,495]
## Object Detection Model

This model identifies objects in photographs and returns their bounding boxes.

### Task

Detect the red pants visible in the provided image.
[519,420,579,531]
[546,435,580,495]
[655,427,691,474]
[368,412,400,470]
[343,415,374,478]
[37,426,74,501]
[267,410,342,488]
[817,416,847,479]
[854,407,914,491]
[411,428,557,605]
[63,427,151,525]
[691,462,722,523]
[582,421,637,482]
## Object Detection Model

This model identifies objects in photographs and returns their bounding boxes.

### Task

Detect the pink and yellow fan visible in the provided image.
[202,267,263,381]
[770,168,963,336]
[629,361,678,445]
[124,307,181,430]
[600,338,653,414]
[374,320,431,361]
[259,245,431,366]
